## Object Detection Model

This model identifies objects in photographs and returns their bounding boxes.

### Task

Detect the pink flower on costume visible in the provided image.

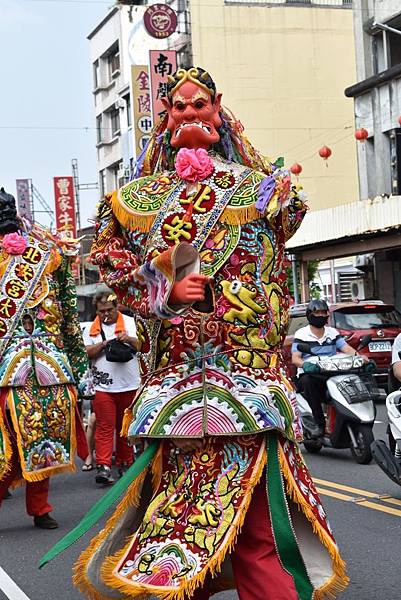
[175,148,214,183]
[2,232,27,255]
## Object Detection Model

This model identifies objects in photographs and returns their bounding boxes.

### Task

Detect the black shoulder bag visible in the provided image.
[100,328,136,363]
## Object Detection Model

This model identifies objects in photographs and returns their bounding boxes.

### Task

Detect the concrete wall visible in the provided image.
[190,0,359,211]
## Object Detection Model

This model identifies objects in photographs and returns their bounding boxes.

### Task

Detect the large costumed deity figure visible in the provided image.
[74,68,348,599]
[0,188,92,527]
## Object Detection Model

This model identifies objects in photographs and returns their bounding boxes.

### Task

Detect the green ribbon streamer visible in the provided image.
[38,440,159,569]
[267,434,314,600]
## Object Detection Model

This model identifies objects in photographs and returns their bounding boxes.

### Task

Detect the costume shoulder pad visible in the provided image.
[110,173,178,232]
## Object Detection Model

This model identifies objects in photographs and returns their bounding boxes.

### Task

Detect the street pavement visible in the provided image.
[0,404,399,600]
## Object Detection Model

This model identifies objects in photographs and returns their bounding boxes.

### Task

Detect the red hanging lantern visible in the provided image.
[319,145,332,160]
[290,162,303,176]
[354,127,368,142]
[398,115,401,127]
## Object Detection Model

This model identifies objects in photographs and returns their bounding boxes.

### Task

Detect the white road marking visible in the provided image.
[374,420,383,424]
[0,566,31,600]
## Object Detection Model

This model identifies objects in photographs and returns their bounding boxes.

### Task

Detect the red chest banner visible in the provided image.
[53,176,76,237]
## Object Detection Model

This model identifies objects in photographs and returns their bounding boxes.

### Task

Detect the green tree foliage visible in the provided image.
[286,260,321,301]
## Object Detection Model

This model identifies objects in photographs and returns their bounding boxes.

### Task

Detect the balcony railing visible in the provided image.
[226,0,352,7]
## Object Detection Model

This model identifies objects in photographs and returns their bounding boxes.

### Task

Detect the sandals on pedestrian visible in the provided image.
[81,462,94,472]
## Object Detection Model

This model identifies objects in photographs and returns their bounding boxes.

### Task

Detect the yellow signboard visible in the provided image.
[131,65,153,159]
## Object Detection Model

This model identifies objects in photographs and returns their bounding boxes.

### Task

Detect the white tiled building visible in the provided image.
[87,2,191,196]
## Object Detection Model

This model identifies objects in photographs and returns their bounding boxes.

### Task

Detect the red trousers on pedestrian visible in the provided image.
[93,390,135,467]
[186,476,298,600]
[0,435,52,517]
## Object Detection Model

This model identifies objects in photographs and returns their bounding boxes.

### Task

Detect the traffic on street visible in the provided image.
[0,405,399,600]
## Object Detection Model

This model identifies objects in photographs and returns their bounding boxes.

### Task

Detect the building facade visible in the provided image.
[88,0,358,207]
[287,1,401,307]
[87,2,191,197]
[346,0,401,200]
[88,0,367,304]
[190,0,358,212]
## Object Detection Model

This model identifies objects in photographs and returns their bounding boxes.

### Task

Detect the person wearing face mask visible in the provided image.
[292,299,359,437]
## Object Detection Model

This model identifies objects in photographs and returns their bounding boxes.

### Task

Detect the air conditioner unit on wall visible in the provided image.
[350,278,366,301]
[117,168,131,187]
[115,98,126,110]
[354,254,374,269]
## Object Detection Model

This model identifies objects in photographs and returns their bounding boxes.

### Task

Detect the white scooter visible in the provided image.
[296,349,378,464]
[371,389,401,485]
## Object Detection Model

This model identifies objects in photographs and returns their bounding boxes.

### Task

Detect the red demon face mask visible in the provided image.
[162,81,222,149]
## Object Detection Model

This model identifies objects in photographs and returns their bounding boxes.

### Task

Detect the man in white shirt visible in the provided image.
[291,299,360,437]
[83,292,140,485]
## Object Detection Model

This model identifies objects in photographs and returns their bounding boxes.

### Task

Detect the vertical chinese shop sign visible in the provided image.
[149,50,177,124]
[131,65,153,159]
[53,176,79,277]
[53,177,76,237]
[15,179,32,221]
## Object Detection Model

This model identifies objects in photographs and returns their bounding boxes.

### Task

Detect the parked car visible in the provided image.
[283,300,401,392]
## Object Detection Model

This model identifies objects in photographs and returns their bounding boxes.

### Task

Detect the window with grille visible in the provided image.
[124,94,132,128]
[110,108,120,137]
[106,43,120,80]
[96,114,103,143]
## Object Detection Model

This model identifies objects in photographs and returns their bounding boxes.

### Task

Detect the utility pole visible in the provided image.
[330,259,337,303]
[30,181,54,227]
[71,158,99,286]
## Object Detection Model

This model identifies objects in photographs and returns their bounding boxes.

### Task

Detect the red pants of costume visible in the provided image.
[187,477,298,600]
[0,435,52,517]
[93,390,135,467]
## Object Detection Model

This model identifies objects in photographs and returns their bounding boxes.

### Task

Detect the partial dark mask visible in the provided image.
[307,314,328,329]
[0,188,20,234]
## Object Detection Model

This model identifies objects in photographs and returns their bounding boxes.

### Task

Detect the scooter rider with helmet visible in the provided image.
[292,299,365,438]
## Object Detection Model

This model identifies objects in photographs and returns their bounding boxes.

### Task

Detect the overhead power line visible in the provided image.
[0,124,352,131]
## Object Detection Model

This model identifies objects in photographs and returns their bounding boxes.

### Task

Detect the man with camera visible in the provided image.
[83,291,140,485]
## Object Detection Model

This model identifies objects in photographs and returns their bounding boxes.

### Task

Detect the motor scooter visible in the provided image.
[371,356,401,484]
[296,348,378,464]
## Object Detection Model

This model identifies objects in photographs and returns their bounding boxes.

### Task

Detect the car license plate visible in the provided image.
[368,341,392,352]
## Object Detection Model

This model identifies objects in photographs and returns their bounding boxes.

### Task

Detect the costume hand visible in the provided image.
[172,439,203,453]
[303,362,321,374]
[170,274,213,304]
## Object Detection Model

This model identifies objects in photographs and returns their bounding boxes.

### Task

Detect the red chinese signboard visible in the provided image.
[15,179,32,221]
[149,49,177,123]
[53,176,76,237]
[144,4,177,39]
